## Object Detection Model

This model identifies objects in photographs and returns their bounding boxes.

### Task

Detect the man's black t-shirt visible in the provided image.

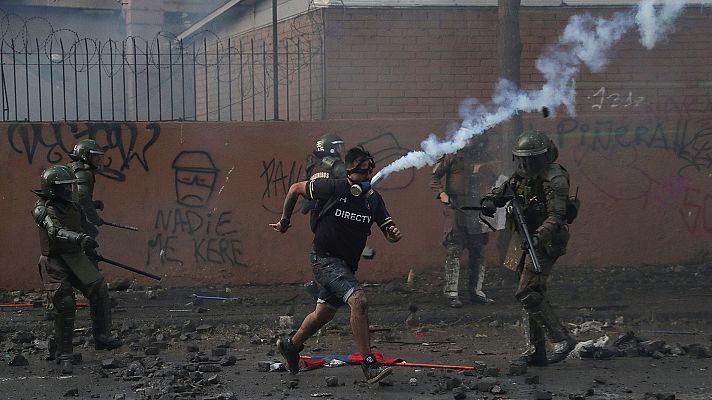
[307,178,393,271]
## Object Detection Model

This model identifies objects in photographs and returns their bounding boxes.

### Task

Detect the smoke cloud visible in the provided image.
[371,0,685,186]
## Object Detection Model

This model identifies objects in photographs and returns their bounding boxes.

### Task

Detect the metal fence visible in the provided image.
[0,36,323,122]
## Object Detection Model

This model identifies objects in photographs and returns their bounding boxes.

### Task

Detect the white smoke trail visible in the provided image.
[637,0,685,49]
[371,0,685,186]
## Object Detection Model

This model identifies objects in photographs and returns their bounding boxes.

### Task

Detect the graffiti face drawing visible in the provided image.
[171,151,219,207]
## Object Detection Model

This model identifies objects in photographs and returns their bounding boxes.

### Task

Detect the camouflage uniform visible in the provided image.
[431,141,497,306]
[482,130,576,365]
[32,166,120,374]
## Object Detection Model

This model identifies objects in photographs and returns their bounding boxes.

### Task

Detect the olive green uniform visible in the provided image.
[483,151,576,364]
[33,194,115,365]
[68,160,102,239]
[431,149,497,303]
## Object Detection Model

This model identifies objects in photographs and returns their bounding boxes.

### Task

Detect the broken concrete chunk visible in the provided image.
[101,358,121,369]
[219,356,237,366]
[477,377,497,392]
[7,354,28,366]
[508,361,527,376]
[108,277,131,291]
[198,364,222,372]
[452,386,467,399]
[535,390,553,400]
[325,375,339,387]
[257,361,272,372]
[212,347,227,357]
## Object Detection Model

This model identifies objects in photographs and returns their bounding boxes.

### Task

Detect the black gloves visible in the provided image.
[79,234,99,251]
[480,198,496,217]
[522,234,541,251]
[93,200,105,210]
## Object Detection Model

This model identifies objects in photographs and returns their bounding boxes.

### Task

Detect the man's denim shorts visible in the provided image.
[308,252,361,309]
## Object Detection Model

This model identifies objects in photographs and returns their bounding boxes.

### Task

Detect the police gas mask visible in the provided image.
[346,155,376,196]
[517,153,548,177]
[512,130,551,178]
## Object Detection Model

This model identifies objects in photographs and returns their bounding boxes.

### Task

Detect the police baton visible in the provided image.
[96,254,162,281]
[102,220,139,231]
[459,205,498,232]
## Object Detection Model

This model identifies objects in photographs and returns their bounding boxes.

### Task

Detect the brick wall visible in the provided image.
[323,6,712,119]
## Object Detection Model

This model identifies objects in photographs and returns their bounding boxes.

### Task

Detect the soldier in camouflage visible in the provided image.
[32,165,122,375]
[480,130,577,366]
[431,135,497,308]
[67,139,105,239]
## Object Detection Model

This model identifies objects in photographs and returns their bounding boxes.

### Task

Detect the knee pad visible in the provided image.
[516,290,544,309]
[85,278,109,303]
[52,286,76,316]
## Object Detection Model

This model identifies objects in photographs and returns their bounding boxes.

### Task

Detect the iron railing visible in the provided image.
[0,35,323,122]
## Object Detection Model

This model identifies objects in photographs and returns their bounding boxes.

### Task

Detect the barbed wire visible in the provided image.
[0,7,322,80]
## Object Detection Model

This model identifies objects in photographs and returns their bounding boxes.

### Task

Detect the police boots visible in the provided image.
[519,312,547,367]
[532,300,577,364]
[90,293,122,350]
[467,263,494,304]
[54,316,75,374]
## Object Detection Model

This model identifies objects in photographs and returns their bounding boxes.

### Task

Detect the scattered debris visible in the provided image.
[7,354,29,366]
[107,278,131,291]
[325,375,339,387]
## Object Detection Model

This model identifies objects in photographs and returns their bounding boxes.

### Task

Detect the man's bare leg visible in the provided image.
[292,303,336,348]
[347,289,393,383]
[346,290,370,356]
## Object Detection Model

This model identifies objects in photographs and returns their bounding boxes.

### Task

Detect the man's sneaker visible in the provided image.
[361,354,393,384]
[277,338,303,375]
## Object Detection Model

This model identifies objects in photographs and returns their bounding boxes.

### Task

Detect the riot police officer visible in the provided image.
[304,133,346,181]
[303,133,347,227]
[68,139,105,239]
[481,130,577,366]
[32,165,121,374]
[431,135,496,307]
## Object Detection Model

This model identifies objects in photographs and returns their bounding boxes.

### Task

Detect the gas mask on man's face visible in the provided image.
[350,181,372,196]
[517,153,548,177]
[347,156,375,196]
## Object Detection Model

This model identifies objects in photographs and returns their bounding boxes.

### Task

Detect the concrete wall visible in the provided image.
[2,116,711,289]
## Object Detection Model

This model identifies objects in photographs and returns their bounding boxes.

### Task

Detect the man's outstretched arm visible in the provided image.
[269,181,308,233]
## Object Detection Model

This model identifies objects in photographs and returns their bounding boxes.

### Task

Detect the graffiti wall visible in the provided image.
[1,114,711,289]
